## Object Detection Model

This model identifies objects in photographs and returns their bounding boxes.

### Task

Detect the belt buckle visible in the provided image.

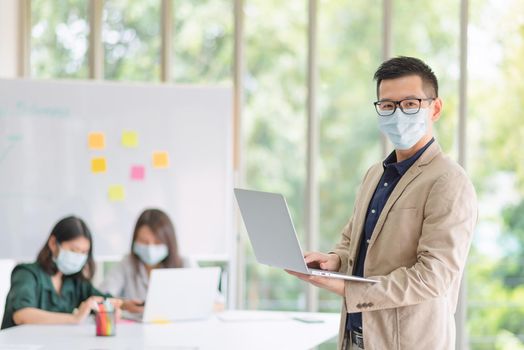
[351,330,364,349]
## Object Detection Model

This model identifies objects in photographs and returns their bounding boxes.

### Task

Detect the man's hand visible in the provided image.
[304,252,341,271]
[285,270,345,297]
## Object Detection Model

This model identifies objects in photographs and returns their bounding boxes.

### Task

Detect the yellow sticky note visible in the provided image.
[122,130,139,148]
[91,157,107,173]
[152,151,169,169]
[151,318,171,324]
[108,185,125,201]
[88,132,105,150]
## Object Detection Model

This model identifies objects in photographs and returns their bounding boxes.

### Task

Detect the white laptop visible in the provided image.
[234,188,377,283]
[124,267,221,323]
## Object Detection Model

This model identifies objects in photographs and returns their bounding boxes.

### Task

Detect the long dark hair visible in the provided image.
[36,216,96,280]
[130,208,183,270]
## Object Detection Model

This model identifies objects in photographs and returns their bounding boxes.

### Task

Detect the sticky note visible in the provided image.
[91,157,107,173]
[122,130,139,148]
[152,151,169,169]
[108,185,125,201]
[130,165,145,181]
[151,318,171,324]
[88,132,105,150]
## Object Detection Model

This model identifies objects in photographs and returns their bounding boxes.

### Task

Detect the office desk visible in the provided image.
[0,310,339,350]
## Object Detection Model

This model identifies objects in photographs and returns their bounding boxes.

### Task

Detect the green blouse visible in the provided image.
[1,262,110,329]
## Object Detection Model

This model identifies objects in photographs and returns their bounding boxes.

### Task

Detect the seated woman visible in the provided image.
[1,216,120,329]
[99,208,184,313]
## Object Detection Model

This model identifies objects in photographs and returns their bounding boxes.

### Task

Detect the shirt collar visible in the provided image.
[383,138,435,175]
[38,263,75,295]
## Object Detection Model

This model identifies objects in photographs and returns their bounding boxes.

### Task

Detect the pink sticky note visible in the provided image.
[130,165,145,181]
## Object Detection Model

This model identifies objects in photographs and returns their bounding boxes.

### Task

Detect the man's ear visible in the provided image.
[431,97,443,122]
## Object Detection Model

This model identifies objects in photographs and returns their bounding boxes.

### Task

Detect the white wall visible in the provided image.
[0,260,15,321]
[0,0,19,78]
[0,0,19,321]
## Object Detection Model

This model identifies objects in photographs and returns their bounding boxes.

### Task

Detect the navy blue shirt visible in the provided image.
[348,138,434,333]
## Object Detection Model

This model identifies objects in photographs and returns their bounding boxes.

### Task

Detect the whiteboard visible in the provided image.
[0,79,233,260]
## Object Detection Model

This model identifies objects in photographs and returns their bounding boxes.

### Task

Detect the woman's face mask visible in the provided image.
[133,242,168,266]
[53,245,88,275]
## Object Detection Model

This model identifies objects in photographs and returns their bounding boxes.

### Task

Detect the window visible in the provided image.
[103,0,161,81]
[392,0,460,157]
[31,0,88,79]
[317,0,382,313]
[467,0,524,348]
[243,0,308,310]
[171,0,233,84]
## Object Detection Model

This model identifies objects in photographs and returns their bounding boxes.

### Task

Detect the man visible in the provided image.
[287,56,477,350]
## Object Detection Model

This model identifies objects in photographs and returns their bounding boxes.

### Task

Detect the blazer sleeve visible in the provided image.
[331,218,354,273]
[343,169,478,312]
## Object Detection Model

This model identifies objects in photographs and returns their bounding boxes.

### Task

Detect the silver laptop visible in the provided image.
[124,267,221,323]
[234,188,377,283]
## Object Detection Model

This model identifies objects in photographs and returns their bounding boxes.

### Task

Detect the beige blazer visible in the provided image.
[332,142,477,350]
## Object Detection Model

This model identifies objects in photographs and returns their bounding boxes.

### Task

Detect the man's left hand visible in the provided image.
[285,270,345,297]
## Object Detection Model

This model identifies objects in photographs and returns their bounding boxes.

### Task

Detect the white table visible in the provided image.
[0,310,339,350]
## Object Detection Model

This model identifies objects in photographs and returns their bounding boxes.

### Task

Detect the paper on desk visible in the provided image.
[0,345,42,350]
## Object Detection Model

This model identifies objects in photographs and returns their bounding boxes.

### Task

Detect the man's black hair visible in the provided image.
[373,56,438,98]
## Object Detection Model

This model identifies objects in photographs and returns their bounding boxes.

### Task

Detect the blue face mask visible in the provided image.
[133,243,169,266]
[378,107,429,150]
[53,246,88,275]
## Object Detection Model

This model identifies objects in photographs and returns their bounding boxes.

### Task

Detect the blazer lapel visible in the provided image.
[367,142,442,248]
[350,165,383,260]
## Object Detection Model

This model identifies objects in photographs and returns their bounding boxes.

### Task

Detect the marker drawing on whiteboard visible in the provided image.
[0,135,22,164]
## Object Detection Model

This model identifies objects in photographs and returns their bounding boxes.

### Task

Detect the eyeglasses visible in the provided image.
[373,98,435,116]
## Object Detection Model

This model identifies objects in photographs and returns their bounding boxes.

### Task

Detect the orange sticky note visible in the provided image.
[108,185,125,201]
[91,157,107,173]
[88,132,105,150]
[122,130,139,148]
[152,151,169,169]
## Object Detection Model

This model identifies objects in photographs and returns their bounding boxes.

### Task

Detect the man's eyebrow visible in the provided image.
[378,95,421,102]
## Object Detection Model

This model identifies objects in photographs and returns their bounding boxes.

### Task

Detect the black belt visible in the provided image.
[351,330,365,349]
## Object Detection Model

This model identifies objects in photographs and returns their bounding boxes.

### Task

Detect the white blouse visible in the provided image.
[99,254,150,301]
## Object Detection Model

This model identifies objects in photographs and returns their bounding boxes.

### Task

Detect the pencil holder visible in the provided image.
[95,309,116,336]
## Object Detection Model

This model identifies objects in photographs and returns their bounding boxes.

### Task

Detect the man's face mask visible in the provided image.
[378,107,429,150]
